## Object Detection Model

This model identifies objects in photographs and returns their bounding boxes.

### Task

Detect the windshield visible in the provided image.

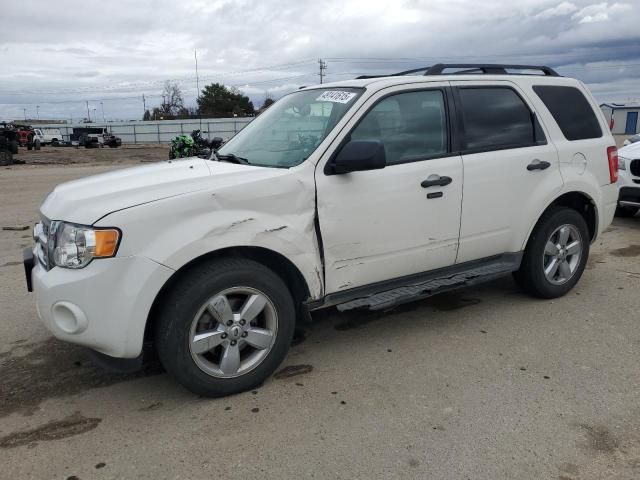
[217,87,363,168]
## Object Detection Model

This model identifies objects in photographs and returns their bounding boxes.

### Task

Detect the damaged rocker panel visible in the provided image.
[308,253,523,312]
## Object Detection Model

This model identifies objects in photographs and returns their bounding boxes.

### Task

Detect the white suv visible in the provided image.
[24,64,619,396]
[616,141,640,217]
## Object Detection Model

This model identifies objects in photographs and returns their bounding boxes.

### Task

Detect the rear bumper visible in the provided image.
[31,255,174,358]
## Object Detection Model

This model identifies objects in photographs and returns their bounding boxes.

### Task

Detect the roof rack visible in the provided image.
[356,63,560,79]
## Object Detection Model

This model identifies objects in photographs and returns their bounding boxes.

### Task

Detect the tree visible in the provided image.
[160,81,184,116]
[143,109,151,121]
[197,83,255,117]
[261,97,275,109]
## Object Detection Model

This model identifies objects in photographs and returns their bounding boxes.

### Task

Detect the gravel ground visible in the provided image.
[0,156,639,480]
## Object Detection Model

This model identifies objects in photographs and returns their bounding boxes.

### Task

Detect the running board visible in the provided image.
[318,253,522,312]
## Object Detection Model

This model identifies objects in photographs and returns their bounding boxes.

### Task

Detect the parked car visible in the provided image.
[623,133,640,146]
[0,122,20,165]
[616,141,640,217]
[34,128,64,146]
[73,127,121,148]
[103,133,122,148]
[24,64,619,397]
[14,124,40,150]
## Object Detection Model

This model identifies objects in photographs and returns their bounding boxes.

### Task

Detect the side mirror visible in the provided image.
[210,137,224,149]
[330,139,386,174]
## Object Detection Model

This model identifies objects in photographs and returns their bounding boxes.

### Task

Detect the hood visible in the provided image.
[619,141,640,159]
[41,157,281,224]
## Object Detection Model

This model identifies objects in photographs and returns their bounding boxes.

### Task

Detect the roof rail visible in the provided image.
[424,63,560,76]
[355,63,560,80]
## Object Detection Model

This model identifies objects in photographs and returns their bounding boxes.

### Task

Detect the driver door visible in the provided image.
[315,84,463,294]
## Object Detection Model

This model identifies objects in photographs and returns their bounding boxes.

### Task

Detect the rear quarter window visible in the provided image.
[533,85,602,141]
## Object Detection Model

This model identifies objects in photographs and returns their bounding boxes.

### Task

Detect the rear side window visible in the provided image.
[457,87,540,151]
[533,85,602,141]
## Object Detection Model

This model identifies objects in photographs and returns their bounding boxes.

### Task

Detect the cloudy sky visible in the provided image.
[1,0,639,122]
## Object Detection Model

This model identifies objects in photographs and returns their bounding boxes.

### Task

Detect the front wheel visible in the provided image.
[155,258,296,397]
[514,207,590,299]
[0,150,12,166]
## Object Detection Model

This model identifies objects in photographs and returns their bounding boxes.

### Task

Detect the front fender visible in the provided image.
[95,173,323,299]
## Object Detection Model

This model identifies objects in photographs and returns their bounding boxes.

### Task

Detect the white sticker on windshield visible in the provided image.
[316,91,357,104]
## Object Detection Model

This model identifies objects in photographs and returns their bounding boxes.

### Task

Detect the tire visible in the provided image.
[27,143,33,151]
[155,258,296,397]
[615,205,639,218]
[10,141,18,155]
[34,139,41,151]
[0,150,12,166]
[51,139,59,147]
[513,207,590,299]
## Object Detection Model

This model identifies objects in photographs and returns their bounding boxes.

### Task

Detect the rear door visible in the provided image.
[450,80,563,263]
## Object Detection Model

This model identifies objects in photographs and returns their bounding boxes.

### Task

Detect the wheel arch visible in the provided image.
[523,191,598,251]
[144,246,312,342]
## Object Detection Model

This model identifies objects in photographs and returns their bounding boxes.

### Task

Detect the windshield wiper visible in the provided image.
[215,153,250,165]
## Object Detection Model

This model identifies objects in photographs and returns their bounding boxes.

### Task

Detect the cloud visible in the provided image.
[573,2,632,23]
[535,2,578,19]
[0,0,639,121]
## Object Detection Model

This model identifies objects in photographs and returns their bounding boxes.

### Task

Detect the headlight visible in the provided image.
[51,221,120,269]
[618,156,627,171]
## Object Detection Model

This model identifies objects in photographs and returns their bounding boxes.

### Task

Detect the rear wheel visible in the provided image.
[34,139,41,151]
[10,140,18,154]
[514,207,589,299]
[155,258,296,397]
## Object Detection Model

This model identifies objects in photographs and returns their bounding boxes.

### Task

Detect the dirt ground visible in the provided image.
[0,154,639,480]
[11,143,168,165]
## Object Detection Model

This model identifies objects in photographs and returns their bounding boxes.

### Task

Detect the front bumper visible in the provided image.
[29,255,174,358]
[616,169,640,208]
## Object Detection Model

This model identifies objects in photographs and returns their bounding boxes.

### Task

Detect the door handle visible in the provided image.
[421,175,452,188]
[527,160,551,171]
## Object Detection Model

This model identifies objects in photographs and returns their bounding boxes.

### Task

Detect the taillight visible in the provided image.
[607,146,618,183]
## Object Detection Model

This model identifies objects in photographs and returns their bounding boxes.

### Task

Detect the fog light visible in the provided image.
[51,301,88,334]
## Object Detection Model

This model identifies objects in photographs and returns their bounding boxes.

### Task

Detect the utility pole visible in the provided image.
[318,58,327,84]
[85,100,91,122]
[100,102,105,123]
[93,108,97,124]
[194,49,200,98]
[36,105,40,120]
[23,108,27,121]
[195,48,201,127]
[142,94,147,116]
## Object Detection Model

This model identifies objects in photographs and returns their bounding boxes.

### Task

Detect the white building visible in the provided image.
[600,102,640,135]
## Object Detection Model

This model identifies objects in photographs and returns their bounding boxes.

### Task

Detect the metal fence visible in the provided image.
[34,117,253,145]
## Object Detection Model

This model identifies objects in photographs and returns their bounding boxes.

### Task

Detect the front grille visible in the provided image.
[630,159,640,177]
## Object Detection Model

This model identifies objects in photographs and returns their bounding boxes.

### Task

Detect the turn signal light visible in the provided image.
[95,229,120,257]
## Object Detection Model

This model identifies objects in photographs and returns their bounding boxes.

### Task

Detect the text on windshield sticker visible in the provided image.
[316,91,357,104]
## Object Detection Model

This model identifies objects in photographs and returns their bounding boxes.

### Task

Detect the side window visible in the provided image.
[458,87,540,151]
[351,90,447,165]
[533,85,602,141]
